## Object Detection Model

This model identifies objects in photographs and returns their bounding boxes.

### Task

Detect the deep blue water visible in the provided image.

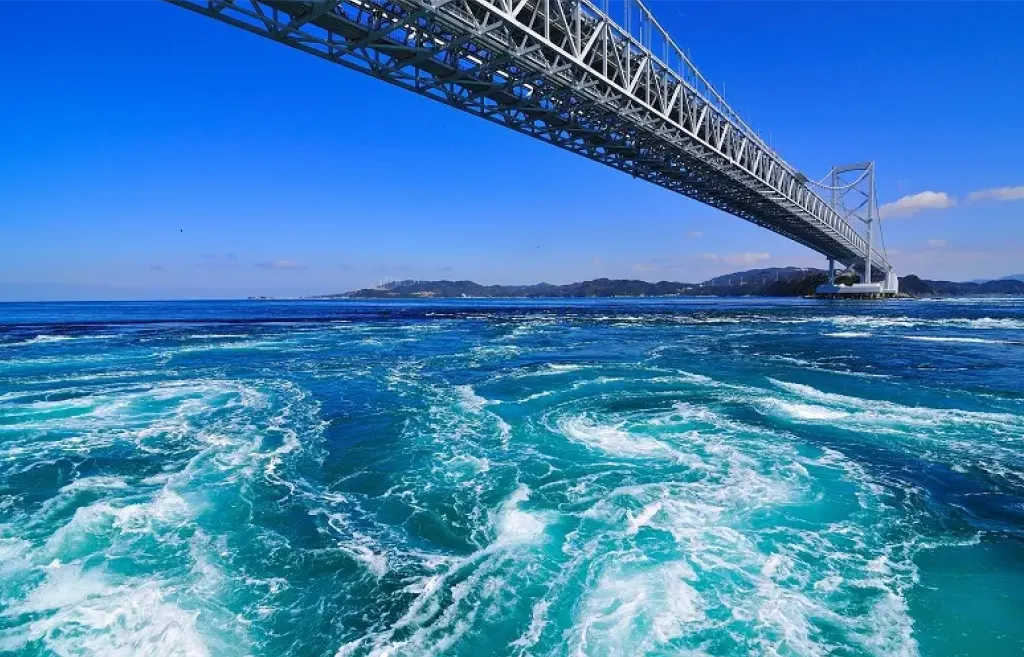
[1,298,1022,656]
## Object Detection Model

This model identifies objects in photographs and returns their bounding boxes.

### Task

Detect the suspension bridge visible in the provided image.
[166,0,897,294]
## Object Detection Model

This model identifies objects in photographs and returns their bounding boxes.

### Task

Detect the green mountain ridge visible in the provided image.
[315,268,1024,299]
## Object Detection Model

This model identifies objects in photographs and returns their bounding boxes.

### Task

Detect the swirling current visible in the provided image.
[1,298,1023,657]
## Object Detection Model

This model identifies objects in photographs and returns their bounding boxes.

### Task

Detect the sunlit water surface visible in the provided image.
[1,298,1023,656]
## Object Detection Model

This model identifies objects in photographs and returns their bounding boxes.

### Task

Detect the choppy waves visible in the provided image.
[0,374,323,656]
[1,299,1023,656]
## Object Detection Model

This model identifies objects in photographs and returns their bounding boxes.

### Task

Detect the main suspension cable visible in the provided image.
[805,167,871,192]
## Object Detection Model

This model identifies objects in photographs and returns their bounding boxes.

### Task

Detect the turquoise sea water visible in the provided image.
[1,298,1022,657]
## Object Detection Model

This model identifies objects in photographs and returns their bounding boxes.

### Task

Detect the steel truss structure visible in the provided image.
[827,162,883,283]
[167,0,890,276]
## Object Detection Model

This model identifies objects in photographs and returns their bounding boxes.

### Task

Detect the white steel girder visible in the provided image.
[165,0,891,276]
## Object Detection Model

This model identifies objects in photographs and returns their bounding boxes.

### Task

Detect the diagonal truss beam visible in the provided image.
[164,0,890,275]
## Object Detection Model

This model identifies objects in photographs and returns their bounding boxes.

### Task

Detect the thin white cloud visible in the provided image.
[878,191,955,219]
[687,231,703,238]
[256,259,305,270]
[967,185,1024,203]
[700,252,771,266]
[887,247,1024,280]
[927,239,947,248]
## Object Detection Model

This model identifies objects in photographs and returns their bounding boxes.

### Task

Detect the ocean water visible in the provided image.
[1,298,1023,657]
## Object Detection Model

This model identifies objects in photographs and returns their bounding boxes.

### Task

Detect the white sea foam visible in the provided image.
[557,415,681,460]
[769,401,850,421]
[495,485,548,546]
[769,378,1021,429]
[648,370,716,386]
[738,313,1024,332]
[344,544,389,578]
[571,560,704,656]
[904,335,1009,345]
[539,377,930,657]
[0,375,323,657]
[541,363,585,374]
[511,599,551,651]
[333,485,554,657]
[183,333,247,340]
[456,384,490,413]
[496,417,512,446]
[961,317,1024,329]
[0,538,32,579]
[44,490,192,561]
[678,316,742,324]
[1,565,216,657]
[517,389,556,402]
[825,331,872,338]
[446,453,491,475]
[13,334,75,346]
[470,344,523,359]
[760,378,1024,483]
[752,564,823,657]
[626,501,663,535]
[164,338,292,356]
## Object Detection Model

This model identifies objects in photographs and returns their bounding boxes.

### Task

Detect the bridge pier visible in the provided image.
[815,258,900,299]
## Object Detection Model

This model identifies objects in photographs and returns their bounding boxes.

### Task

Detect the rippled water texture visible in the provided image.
[1,298,1023,657]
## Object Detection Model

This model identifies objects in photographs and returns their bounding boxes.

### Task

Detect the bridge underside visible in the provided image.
[168,0,890,277]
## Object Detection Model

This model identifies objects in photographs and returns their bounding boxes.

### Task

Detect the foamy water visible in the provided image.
[1,298,1023,656]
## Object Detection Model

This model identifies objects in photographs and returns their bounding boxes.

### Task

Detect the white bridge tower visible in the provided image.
[813,162,898,298]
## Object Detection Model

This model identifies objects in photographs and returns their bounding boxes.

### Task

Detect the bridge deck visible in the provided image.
[167,0,890,276]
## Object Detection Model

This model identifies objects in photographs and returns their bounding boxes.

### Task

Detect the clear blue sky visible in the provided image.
[2,1,1022,300]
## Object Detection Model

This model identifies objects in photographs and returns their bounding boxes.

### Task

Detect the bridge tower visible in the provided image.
[829,162,876,283]
[814,162,897,297]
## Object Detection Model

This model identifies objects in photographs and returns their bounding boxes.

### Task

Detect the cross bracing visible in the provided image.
[166,0,891,276]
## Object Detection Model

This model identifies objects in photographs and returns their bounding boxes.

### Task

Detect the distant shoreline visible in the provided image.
[249,269,1024,301]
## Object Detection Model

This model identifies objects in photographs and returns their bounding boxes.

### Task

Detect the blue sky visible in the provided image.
[2,1,1022,300]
